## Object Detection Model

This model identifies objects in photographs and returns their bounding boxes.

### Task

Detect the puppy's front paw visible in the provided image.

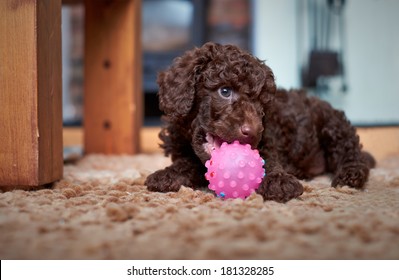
[332,162,369,189]
[145,168,183,193]
[257,172,303,202]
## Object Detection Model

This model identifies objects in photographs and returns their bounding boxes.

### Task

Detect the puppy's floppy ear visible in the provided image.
[157,43,214,120]
[259,63,277,105]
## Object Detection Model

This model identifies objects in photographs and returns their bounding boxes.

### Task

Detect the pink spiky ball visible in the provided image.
[205,141,266,199]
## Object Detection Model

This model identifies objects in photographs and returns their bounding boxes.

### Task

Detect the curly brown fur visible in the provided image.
[145,42,375,202]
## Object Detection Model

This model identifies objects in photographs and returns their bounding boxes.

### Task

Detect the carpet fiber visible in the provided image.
[1,154,399,259]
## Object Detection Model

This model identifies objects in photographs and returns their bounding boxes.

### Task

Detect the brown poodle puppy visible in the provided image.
[145,42,375,202]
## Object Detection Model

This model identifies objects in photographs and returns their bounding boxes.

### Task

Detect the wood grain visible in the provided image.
[37,0,63,184]
[0,0,63,188]
[84,0,142,154]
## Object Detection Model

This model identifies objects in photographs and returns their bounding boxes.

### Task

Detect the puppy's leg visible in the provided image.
[257,170,304,202]
[145,158,207,193]
[256,150,304,202]
[318,107,374,189]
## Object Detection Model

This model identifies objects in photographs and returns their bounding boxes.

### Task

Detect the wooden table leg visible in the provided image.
[84,0,142,154]
[0,0,63,190]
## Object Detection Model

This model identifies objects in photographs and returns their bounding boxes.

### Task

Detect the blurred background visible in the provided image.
[61,0,399,128]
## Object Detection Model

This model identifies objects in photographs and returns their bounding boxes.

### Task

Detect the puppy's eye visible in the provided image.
[218,87,233,98]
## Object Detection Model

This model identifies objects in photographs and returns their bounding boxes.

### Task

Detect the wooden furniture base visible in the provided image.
[0,0,63,189]
[0,0,142,190]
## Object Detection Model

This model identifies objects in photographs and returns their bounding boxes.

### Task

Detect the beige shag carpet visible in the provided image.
[1,153,399,260]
